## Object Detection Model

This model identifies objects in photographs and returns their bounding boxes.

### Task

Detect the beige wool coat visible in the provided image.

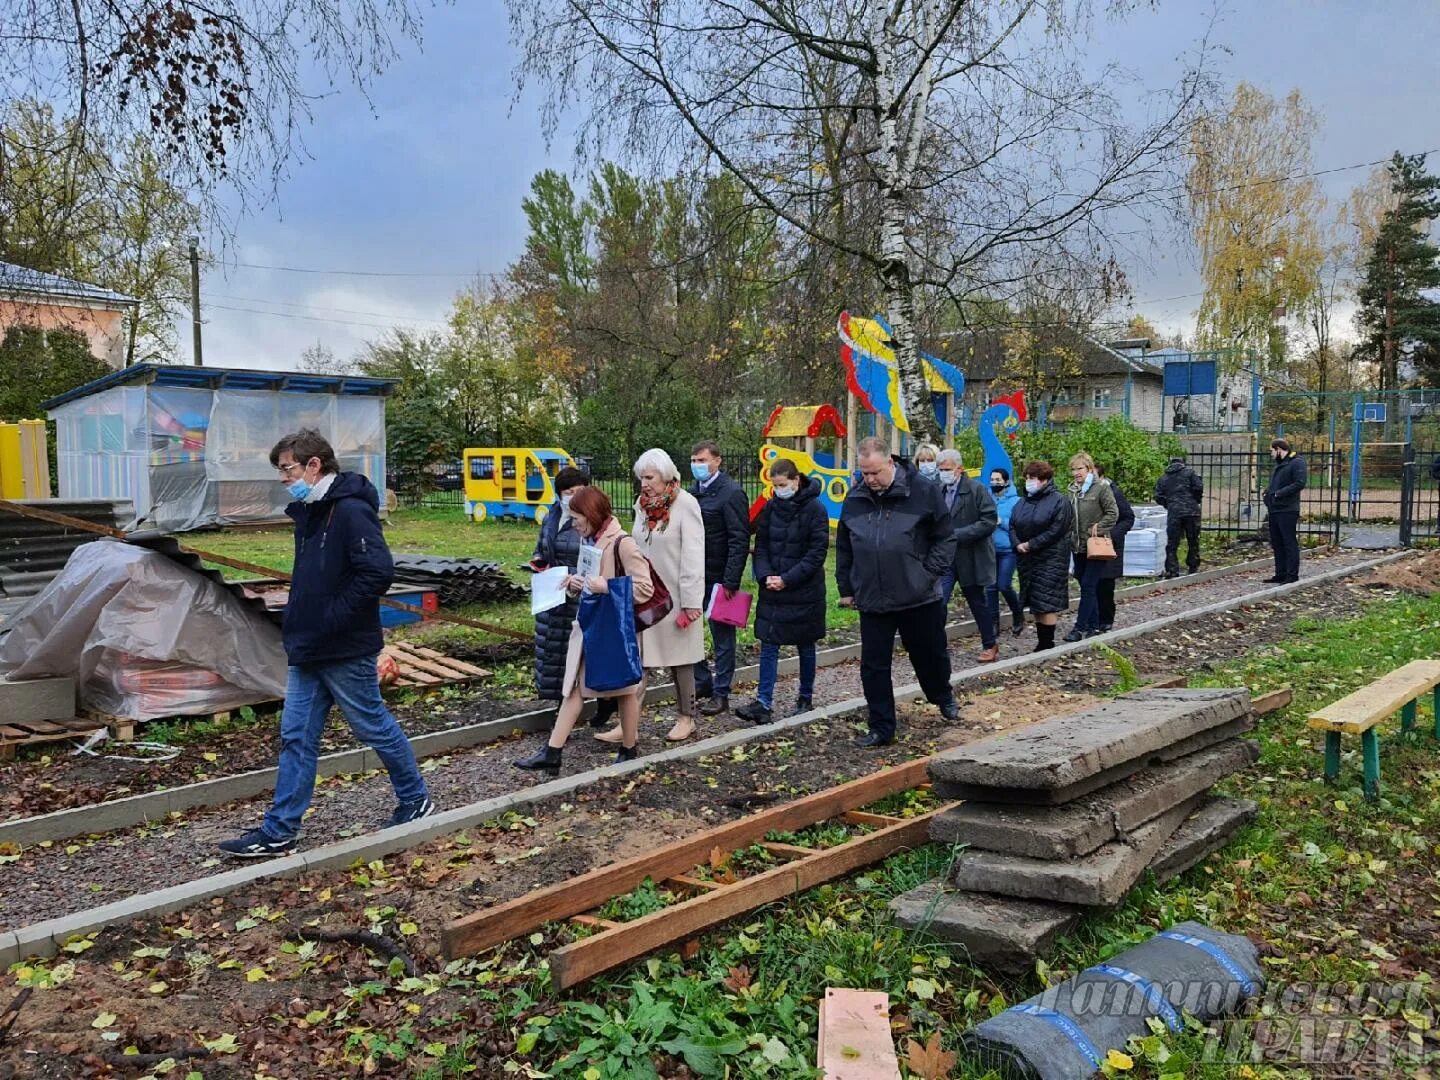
[561,519,655,699]
[632,488,706,668]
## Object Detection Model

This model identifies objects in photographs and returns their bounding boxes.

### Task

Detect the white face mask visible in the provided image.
[938,469,959,487]
[560,494,573,512]
[1025,479,1043,495]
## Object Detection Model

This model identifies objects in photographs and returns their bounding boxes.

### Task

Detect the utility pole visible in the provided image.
[188,237,203,366]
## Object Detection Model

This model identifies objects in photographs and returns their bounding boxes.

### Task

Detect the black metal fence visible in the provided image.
[1184,450,1345,544]
[1400,446,1440,544]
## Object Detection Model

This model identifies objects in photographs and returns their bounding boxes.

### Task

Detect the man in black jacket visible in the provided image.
[219,430,433,858]
[837,437,959,747]
[1263,438,1308,584]
[689,441,751,715]
[1154,454,1204,577]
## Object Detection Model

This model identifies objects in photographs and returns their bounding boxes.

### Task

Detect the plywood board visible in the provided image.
[817,989,902,1079]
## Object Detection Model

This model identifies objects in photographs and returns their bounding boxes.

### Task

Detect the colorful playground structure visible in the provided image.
[462,447,576,523]
[752,312,1028,525]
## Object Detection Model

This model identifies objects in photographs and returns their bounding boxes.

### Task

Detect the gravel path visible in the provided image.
[0,547,1389,930]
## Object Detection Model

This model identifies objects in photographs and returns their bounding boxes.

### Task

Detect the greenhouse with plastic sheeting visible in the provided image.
[42,364,395,532]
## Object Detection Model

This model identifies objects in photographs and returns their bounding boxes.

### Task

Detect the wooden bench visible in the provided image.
[1307,659,1440,802]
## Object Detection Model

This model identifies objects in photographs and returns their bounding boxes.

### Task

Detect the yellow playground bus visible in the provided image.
[461,447,576,523]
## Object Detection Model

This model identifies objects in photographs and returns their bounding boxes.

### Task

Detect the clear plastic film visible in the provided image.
[0,539,287,719]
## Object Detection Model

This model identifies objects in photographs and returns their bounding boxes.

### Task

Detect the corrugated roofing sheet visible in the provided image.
[0,260,138,307]
[41,363,399,410]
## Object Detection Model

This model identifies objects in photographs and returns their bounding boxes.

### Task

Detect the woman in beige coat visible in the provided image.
[595,447,706,743]
[514,487,653,775]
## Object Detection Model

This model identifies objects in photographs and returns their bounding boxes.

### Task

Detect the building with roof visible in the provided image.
[42,364,396,531]
[945,329,1255,433]
[0,261,140,368]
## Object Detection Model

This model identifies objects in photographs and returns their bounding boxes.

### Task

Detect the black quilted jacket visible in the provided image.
[1009,481,1074,614]
[530,502,582,701]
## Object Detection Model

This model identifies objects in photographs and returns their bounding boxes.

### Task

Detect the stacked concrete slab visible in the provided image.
[890,688,1259,974]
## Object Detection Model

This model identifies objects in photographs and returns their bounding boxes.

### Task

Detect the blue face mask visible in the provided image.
[286,479,312,501]
[691,462,712,483]
[1081,473,1095,494]
[773,485,796,500]
[918,461,939,478]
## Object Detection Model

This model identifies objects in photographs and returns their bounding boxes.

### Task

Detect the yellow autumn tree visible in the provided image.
[1189,83,1325,372]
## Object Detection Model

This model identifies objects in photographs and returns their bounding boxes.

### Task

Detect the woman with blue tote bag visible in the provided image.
[514,487,652,776]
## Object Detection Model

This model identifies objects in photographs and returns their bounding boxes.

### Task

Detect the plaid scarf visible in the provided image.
[638,482,678,533]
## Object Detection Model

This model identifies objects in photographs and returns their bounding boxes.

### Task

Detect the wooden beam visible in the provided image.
[666,875,723,893]
[842,810,906,829]
[1253,687,1293,716]
[1147,674,1189,689]
[547,810,946,990]
[440,757,933,959]
[569,915,620,931]
[760,841,817,861]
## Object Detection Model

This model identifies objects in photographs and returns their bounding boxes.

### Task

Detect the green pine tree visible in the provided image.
[1355,152,1440,390]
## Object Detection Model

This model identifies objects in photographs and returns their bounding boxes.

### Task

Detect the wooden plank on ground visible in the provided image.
[1252,687,1292,715]
[390,653,458,681]
[1148,674,1189,689]
[568,915,620,930]
[666,875,723,893]
[761,841,819,861]
[817,988,902,1079]
[546,809,945,990]
[1308,661,1440,733]
[842,810,906,828]
[393,642,490,677]
[440,757,933,959]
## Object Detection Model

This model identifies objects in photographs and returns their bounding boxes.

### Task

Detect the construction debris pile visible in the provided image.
[391,555,525,607]
[890,687,1259,974]
[0,499,131,624]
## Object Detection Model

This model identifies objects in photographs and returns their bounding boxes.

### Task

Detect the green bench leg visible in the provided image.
[1402,699,1417,734]
[1324,731,1341,781]
[1361,729,1381,803]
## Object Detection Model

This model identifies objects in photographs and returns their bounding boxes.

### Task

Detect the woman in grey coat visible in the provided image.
[1065,451,1118,642]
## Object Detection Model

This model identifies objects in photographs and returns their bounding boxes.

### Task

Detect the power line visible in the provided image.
[204,301,447,331]
[210,292,449,322]
[232,261,500,278]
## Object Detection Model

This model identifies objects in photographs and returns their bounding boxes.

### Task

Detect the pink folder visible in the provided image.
[705,584,753,628]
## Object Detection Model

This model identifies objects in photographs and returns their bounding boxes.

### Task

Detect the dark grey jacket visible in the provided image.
[1265,453,1308,514]
[692,471,751,592]
[1154,460,1203,518]
[836,460,956,614]
[943,473,997,588]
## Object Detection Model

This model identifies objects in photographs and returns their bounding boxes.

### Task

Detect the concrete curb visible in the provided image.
[0,549,1403,968]
[0,549,1358,848]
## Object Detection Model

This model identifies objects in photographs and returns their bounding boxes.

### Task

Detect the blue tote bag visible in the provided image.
[576,572,643,692]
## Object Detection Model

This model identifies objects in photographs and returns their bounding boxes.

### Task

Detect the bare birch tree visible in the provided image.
[509,0,1209,442]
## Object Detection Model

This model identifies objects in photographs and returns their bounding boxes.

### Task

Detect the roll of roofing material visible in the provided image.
[962,920,1262,1080]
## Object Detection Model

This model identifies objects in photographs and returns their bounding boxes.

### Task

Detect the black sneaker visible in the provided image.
[735,700,772,724]
[386,797,436,828]
[1063,628,1086,643]
[700,696,729,717]
[218,828,297,859]
[854,731,893,748]
[939,698,959,722]
[1261,576,1284,584]
[789,697,813,717]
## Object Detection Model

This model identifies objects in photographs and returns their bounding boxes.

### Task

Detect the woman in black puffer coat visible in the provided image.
[528,468,615,726]
[736,462,829,725]
[1009,459,1074,652]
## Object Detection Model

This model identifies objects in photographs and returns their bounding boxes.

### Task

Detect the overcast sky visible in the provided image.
[194,0,1440,372]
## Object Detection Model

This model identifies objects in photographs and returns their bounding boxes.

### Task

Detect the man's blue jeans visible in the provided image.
[262,655,428,841]
[756,642,817,710]
[695,618,737,699]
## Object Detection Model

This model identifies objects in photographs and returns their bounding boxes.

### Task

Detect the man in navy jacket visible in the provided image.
[836,438,959,747]
[220,430,433,857]
[689,440,752,715]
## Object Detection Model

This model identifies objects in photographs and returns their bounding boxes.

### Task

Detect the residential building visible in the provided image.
[0,261,139,369]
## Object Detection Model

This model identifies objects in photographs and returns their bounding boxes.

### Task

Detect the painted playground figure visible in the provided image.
[836,437,959,748]
[219,429,433,859]
[1154,453,1203,577]
[1263,438,1308,584]
[735,458,829,725]
[935,448,999,664]
[689,440,751,717]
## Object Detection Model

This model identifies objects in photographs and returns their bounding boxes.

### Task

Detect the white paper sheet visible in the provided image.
[530,565,572,615]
